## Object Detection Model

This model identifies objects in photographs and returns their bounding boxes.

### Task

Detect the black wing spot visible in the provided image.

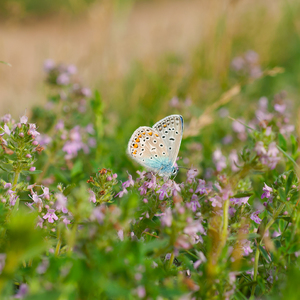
[150,157,153,159]
[162,135,166,139]
[169,137,175,141]
[172,127,175,130]
[169,147,172,150]
[175,131,179,135]
[146,137,150,140]
[142,159,145,162]
[153,140,157,143]
[165,130,168,134]
[141,148,145,151]
[159,144,163,147]
[151,147,156,151]
[162,152,166,155]
[154,154,158,158]
[140,153,143,156]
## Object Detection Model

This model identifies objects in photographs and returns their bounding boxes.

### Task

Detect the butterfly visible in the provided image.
[128,114,184,177]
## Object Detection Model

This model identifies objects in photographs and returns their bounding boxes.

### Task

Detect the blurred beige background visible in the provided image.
[0,0,281,117]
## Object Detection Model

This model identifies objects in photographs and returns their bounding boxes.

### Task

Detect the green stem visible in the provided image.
[55,228,61,257]
[251,202,286,296]
[251,246,260,296]
[221,199,230,248]
[168,252,175,269]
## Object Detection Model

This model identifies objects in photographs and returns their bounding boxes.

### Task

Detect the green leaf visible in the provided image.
[232,191,253,198]
[71,159,83,178]
[286,171,295,195]
[279,187,286,202]
[63,183,76,196]
[22,169,43,175]
[277,145,300,170]
[278,133,287,151]
[259,245,271,263]
[291,134,298,155]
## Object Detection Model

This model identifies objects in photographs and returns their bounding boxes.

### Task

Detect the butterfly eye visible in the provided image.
[172,168,177,175]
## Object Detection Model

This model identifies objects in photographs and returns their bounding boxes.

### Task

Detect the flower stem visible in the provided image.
[55,228,62,257]
[251,202,286,296]
[168,252,175,269]
[221,198,229,248]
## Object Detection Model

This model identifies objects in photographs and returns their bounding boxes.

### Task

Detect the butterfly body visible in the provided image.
[128,115,183,177]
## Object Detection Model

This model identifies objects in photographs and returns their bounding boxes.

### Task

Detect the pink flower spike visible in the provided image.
[29,167,36,172]
[20,115,28,124]
[43,209,58,223]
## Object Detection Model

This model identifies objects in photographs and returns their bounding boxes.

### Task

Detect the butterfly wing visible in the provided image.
[152,114,183,165]
[127,126,172,173]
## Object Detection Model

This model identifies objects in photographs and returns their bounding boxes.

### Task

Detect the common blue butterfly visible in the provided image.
[128,115,184,177]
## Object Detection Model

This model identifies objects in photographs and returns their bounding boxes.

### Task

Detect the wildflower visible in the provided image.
[255,141,267,155]
[88,189,96,203]
[55,193,68,213]
[161,207,172,227]
[14,283,28,299]
[213,149,227,172]
[195,179,206,194]
[29,191,43,212]
[193,251,207,269]
[117,188,128,198]
[1,124,11,135]
[169,96,180,108]
[209,196,222,208]
[36,216,44,228]
[186,168,199,183]
[2,114,11,123]
[43,209,58,223]
[261,183,273,200]
[29,167,36,172]
[241,240,253,256]
[122,174,135,188]
[250,210,262,224]
[41,186,50,200]
[62,216,71,227]
[57,73,70,85]
[3,182,11,189]
[229,150,240,172]
[28,123,40,138]
[92,206,105,224]
[274,103,286,114]
[43,59,55,72]
[55,120,64,131]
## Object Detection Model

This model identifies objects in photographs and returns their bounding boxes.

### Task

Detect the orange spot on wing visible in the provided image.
[133,144,138,148]
[136,138,140,142]
[163,124,167,127]
[138,134,142,138]
[155,134,159,137]
[142,132,146,135]
[148,132,153,136]
[133,150,137,155]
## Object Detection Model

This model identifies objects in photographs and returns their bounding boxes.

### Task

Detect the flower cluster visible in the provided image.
[231,50,262,79]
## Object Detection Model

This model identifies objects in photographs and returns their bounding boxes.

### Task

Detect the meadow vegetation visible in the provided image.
[1,0,300,299]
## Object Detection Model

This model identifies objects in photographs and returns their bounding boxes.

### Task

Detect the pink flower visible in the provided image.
[250,210,262,224]
[29,167,36,172]
[20,115,28,124]
[88,189,96,203]
[195,179,206,194]
[122,174,135,188]
[55,193,68,213]
[160,207,172,227]
[43,209,58,223]
[261,183,272,199]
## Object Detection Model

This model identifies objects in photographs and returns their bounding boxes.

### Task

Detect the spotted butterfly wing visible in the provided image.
[152,114,183,166]
[128,115,183,177]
